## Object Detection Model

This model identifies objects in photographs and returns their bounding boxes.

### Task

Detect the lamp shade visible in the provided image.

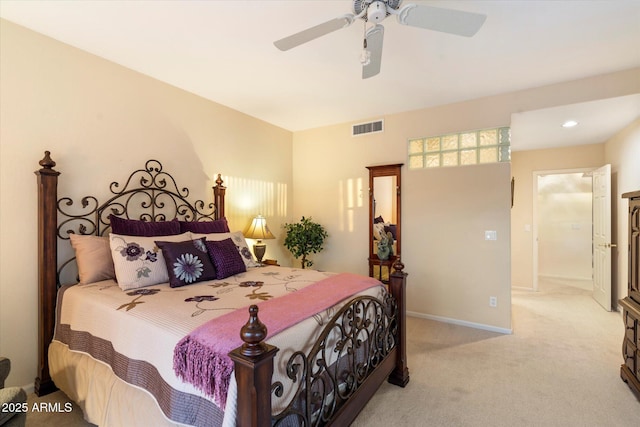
[244,215,275,241]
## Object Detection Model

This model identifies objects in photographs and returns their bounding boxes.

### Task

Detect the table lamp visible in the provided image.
[244,215,275,265]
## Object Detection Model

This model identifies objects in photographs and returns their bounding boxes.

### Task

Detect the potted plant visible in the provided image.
[283,216,328,269]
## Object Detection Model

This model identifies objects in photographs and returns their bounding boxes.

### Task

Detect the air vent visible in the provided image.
[352,119,384,136]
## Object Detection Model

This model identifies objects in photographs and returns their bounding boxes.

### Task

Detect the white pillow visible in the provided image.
[109,232,191,291]
[190,230,260,268]
[373,223,386,241]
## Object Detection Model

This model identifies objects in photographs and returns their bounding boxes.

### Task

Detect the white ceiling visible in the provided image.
[511,94,640,152]
[1,0,639,150]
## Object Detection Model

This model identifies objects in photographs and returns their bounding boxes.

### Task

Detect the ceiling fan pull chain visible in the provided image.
[360,20,371,66]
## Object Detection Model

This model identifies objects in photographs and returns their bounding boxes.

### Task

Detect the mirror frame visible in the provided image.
[366,164,402,280]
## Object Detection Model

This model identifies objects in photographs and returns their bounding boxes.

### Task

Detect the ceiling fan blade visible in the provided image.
[362,24,384,79]
[274,14,355,51]
[397,4,487,37]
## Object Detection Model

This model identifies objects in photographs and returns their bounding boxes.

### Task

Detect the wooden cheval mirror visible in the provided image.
[366,164,402,283]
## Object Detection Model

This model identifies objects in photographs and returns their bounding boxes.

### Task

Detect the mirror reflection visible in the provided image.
[367,164,402,283]
[372,176,398,258]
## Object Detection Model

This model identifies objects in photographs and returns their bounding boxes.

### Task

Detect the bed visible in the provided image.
[34,151,409,426]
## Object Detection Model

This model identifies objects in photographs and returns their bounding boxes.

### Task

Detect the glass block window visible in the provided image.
[408,127,510,169]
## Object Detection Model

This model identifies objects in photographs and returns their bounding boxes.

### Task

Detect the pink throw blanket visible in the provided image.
[173,273,381,407]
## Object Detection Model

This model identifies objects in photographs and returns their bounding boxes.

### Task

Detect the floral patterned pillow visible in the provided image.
[190,231,260,268]
[155,238,217,288]
[109,232,191,291]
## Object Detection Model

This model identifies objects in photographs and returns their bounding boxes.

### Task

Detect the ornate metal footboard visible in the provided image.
[230,261,409,427]
[273,293,397,426]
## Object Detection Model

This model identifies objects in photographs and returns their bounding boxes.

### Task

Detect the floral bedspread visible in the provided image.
[53,266,386,426]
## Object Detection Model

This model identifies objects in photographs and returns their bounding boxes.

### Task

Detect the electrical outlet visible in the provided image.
[485,230,497,240]
[489,296,497,307]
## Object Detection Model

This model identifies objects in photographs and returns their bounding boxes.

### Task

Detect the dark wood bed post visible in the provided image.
[387,258,410,387]
[34,151,60,396]
[229,305,279,427]
[213,174,226,221]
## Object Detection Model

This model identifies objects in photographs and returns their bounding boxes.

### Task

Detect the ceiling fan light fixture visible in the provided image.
[367,1,388,23]
[562,120,579,128]
[275,0,486,79]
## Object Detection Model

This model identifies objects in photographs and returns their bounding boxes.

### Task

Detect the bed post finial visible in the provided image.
[39,151,56,170]
[229,305,279,427]
[213,174,226,220]
[239,305,268,357]
[392,256,405,274]
[34,151,61,396]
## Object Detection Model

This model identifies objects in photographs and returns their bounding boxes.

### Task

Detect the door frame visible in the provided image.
[532,167,595,292]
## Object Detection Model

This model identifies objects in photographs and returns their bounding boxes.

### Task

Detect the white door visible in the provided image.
[592,164,612,311]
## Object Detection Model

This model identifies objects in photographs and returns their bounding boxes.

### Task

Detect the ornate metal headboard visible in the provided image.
[52,156,226,283]
[57,159,223,237]
[34,151,226,395]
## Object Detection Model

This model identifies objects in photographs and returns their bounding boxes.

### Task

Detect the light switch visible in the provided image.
[485,230,497,241]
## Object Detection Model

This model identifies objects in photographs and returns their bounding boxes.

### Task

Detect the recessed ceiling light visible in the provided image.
[562,120,579,128]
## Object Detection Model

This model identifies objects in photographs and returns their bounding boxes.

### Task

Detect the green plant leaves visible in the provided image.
[283,216,328,268]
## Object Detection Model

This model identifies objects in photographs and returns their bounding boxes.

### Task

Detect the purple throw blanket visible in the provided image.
[173,273,381,407]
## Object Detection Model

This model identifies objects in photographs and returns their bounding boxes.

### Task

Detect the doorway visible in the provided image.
[532,169,594,292]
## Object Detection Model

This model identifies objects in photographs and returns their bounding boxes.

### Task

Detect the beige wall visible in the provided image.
[0,20,293,388]
[292,69,639,334]
[510,144,605,290]
[293,123,513,332]
[605,119,640,308]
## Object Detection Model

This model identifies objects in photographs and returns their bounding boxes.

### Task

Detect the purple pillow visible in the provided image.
[384,224,397,240]
[155,238,217,288]
[179,218,230,234]
[205,238,247,279]
[109,214,180,237]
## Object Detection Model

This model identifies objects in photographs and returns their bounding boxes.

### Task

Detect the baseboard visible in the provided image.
[538,274,592,282]
[407,311,513,335]
[511,285,535,291]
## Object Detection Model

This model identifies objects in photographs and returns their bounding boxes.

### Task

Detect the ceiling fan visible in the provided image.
[274,0,487,79]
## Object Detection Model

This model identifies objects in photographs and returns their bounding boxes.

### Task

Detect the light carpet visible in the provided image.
[26,278,640,426]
